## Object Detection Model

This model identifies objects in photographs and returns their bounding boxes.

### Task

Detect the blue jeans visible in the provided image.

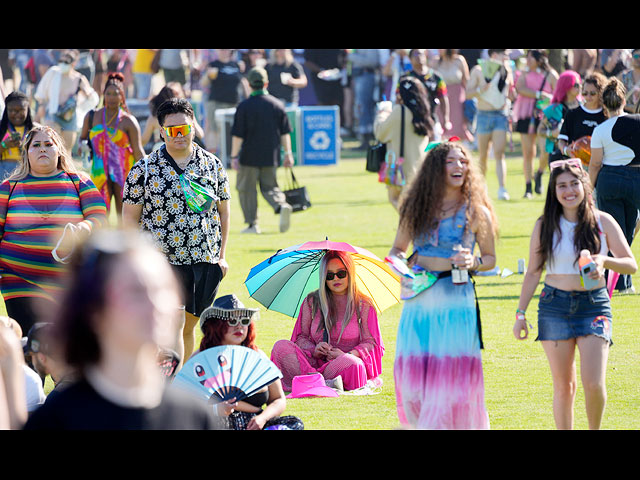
[134,73,154,100]
[537,284,612,345]
[595,165,640,290]
[353,70,376,136]
[476,109,508,135]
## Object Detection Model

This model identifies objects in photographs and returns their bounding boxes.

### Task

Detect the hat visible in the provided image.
[247,67,268,88]
[286,373,340,399]
[199,294,260,330]
[24,322,54,355]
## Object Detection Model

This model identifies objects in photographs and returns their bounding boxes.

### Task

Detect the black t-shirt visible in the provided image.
[265,61,304,105]
[230,93,292,167]
[558,105,607,144]
[23,378,222,430]
[207,60,243,104]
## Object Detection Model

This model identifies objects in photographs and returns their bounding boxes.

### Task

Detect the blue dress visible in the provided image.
[394,206,489,429]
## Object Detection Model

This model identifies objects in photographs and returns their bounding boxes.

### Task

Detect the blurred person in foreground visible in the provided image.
[23,229,221,430]
[0,315,28,429]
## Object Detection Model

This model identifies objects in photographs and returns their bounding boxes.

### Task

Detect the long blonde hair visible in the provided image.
[8,125,79,182]
[310,250,372,343]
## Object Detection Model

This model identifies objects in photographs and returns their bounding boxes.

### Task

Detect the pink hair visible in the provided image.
[551,70,581,105]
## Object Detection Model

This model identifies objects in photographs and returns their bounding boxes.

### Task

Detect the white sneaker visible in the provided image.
[241,224,261,234]
[279,204,292,233]
[498,187,510,201]
[618,286,636,294]
[325,375,344,392]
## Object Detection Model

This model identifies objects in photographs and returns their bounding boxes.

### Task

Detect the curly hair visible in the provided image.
[396,75,435,137]
[398,141,499,242]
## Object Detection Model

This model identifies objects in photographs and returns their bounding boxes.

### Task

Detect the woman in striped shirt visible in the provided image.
[0,126,107,334]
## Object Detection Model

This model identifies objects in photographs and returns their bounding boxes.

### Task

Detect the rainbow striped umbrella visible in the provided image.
[245,240,401,318]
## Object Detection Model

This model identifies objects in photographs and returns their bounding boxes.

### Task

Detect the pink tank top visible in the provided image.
[512,70,553,121]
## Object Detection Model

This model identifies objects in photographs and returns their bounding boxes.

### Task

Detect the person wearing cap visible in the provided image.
[195,294,303,430]
[230,66,294,234]
[24,322,77,402]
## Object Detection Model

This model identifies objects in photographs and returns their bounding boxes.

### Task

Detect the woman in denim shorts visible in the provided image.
[514,159,637,429]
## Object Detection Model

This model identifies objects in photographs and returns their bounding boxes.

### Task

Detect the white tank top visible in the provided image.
[546,215,608,275]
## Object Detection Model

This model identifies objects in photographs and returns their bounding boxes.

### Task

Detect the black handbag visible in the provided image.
[366,141,387,172]
[283,167,311,212]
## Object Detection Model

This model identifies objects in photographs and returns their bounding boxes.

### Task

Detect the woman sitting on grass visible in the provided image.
[270,250,385,393]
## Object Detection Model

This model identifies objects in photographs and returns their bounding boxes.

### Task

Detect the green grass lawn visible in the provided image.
[10,134,640,429]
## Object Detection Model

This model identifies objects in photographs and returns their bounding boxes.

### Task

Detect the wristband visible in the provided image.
[516,309,526,315]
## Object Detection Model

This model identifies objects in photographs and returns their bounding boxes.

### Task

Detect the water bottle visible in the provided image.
[80,140,91,170]
[579,249,599,290]
[451,244,469,285]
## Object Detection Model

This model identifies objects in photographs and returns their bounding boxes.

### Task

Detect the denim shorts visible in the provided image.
[475,109,509,135]
[536,284,612,345]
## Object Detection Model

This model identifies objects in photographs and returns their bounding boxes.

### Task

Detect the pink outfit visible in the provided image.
[442,83,474,142]
[270,293,384,391]
[512,70,553,121]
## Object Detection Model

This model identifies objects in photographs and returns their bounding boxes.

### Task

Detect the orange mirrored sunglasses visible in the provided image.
[163,124,192,137]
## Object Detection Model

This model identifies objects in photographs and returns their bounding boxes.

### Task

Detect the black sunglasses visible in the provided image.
[326,270,348,281]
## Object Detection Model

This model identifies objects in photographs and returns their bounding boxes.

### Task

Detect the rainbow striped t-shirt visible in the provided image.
[0,171,107,301]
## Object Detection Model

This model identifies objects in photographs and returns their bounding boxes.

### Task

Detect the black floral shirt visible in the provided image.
[123,144,231,265]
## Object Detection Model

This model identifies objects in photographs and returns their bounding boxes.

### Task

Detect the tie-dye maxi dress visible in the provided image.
[88,109,135,211]
[394,207,489,429]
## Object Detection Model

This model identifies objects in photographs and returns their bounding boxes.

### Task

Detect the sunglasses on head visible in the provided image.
[550,158,582,170]
[326,269,348,281]
[163,124,192,137]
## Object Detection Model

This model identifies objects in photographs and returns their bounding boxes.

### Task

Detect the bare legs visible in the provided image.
[541,335,609,429]
[477,129,508,198]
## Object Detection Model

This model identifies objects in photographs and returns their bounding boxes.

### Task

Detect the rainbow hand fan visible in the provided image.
[173,345,282,404]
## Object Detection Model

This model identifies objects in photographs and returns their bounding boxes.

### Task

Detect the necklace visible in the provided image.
[439,200,459,217]
[104,107,119,127]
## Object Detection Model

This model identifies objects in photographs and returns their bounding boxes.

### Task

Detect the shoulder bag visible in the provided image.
[283,167,311,212]
[378,105,406,187]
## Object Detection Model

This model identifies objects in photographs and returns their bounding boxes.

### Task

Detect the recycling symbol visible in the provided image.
[309,131,331,150]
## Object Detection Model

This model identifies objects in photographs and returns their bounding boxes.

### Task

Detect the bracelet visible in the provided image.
[516,309,526,315]
[1,141,6,149]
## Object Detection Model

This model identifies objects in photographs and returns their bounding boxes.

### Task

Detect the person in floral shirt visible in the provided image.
[123,98,231,362]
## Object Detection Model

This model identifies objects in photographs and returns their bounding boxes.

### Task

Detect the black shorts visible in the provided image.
[4,296,56,336]
[514,117,540,134]
[172,262,224,317]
